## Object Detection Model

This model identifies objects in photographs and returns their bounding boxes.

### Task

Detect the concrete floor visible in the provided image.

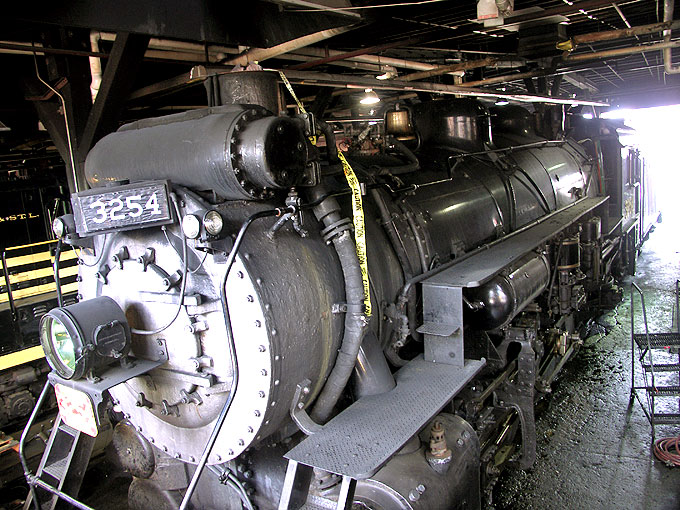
[495,212,680,510]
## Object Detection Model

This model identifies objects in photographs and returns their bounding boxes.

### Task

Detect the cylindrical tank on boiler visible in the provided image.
[464,253,550,330]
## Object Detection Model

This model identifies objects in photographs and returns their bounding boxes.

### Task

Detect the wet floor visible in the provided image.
[495,212,680,510]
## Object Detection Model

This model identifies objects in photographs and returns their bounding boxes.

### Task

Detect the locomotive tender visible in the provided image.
[31,72,640,510]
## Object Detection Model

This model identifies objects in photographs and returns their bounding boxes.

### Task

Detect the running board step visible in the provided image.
[25,414,96,510]
[286,356,485,479]
[642,363,680,372]
[653,413,680,425]
[633,332,680,349]
[645,385,680,396]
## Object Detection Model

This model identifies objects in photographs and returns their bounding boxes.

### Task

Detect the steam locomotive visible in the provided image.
[27,72,649,510]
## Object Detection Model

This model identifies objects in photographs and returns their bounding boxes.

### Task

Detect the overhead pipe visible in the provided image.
[663,0,680,74]
[8,30,469,79]
[291,45,448,72]
[459,40,680,88]
[89,31,103,102]
[289,36,427,70]
[223,26,356,66]
[400,56,500,82]
[265,69,609,106]
[568,20,680,46]
[564,39,680,63]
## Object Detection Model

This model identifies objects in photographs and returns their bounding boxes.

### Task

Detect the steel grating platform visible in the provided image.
[633,332,680,349]
[285,356,485,479]
[652,413,680,425]
[642,363,680,372]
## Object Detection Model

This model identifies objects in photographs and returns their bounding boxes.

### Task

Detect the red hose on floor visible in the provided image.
[653,436,680,466]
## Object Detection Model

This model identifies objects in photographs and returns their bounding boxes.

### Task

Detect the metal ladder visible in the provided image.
[630,281,680,440]
[19,381,97,510]
[23,411,96,510]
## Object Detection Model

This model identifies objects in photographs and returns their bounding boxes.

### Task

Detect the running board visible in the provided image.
[285,355,485,480]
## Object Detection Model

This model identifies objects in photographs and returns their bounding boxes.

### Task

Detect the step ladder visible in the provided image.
[630,281,680,439]
[23,412,96,510]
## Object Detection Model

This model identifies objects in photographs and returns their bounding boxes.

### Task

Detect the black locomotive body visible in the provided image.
[32,73,649,510]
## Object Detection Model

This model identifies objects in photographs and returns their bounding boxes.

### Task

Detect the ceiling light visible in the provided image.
[583,113,594,119]
[495,99,510,106]
[360,89,380,105]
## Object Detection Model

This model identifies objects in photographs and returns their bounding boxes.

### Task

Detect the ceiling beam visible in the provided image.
[77,33,150,161]
[562,73,599,93]
[502,0,618,26]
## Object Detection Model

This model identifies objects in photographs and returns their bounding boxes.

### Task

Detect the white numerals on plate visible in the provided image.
[88,190,164,225]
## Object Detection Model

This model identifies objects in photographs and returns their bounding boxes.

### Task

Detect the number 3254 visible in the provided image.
[89,193,161,223]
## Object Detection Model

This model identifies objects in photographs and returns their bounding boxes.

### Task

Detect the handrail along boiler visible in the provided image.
[26,73,643,510]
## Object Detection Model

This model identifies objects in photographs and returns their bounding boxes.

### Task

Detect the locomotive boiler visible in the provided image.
[25,74,634,510]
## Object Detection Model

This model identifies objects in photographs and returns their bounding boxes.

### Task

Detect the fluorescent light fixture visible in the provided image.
[360,89,380,105]
[495,99,510,106]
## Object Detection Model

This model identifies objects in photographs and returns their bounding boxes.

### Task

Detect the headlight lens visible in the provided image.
[203,210,223,236]
[40,315,77,378]
[181,214,201,239]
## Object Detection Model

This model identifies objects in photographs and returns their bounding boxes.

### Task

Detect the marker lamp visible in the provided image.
[203,210,224,236]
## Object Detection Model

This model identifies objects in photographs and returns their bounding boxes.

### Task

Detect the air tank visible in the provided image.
[464,253,550,330]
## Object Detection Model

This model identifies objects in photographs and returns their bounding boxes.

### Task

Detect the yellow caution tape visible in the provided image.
[336,151,372,317]
[556,39,574,52]
[277,71,371,317]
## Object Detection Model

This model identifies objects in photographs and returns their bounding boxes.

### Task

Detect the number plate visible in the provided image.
[72,181,173,235]
[54,383,99,437]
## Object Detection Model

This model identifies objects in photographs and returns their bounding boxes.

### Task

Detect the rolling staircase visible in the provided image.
[630,281,680,439]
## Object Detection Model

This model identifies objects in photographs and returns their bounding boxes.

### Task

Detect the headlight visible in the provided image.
[181,214,201,239]
[39,296,131,380]
[203,210,223,236]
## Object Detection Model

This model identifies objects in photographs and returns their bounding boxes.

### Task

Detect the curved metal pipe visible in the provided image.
[308,188,368,424]
[664,0,680,74]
